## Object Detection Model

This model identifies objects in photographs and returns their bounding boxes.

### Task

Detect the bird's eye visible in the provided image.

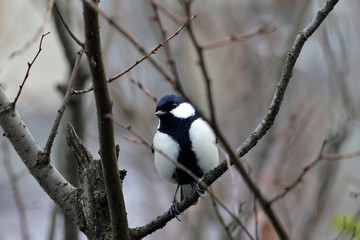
[172,103,178,109]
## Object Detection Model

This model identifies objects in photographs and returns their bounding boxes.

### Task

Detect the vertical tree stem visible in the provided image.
[82,1,130,239]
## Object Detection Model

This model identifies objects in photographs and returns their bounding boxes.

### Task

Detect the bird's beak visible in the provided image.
[155,110,166,116]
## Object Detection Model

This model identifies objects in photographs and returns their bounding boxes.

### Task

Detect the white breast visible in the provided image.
[153,131,179,184]
[189,119,219,173]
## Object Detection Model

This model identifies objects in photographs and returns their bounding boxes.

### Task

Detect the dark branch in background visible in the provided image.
[43,48,84,159]
[13,32,50,105]
[210,188,237,240]
[82,0,130,239]
[1,140,30,240]
[72,8,197,95]
[201,24,277,50]
[131,0,340,239]
[270,139,360,204]
[253,194,259,240]
[149,0,182,84]
[183,2,217,126]
[53,3,85,48]
[10,0,54,58]
[208,190,254,240]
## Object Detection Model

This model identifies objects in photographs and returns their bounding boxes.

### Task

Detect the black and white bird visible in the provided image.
[152,94,219,218]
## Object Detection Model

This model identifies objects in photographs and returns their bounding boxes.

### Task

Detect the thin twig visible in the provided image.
[13,32,50,105]
[201,24,277,50]
[105,114,152,148]
[53,3,85,47]
[128,77,158,103]
[147,0,184,25]
[43,48,84,159]
[208,189,254,240]
[149,0,182,84]
[10,0,54,58]
[2,140,31,240]
[333,216,346,240]
[183,3,217,126]
[253,194,259,240]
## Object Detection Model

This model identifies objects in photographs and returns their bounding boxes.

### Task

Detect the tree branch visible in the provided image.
[0,88,78,223]
[82,0,130,239]
[43,48,84,159]
[201,24,277,50]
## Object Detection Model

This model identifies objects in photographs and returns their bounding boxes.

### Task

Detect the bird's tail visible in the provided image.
[180,184,198,204]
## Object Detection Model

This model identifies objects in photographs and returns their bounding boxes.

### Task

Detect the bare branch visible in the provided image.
[106,114,153,149]
[10,0,54,58]
[148,0,182,84]
[129,77,158,103]
[183,4,217,126]
[0,88,78,222]
[13,32,50,105]
[43,48,84,159]
[201,24,277,50]
[208,190,254,240]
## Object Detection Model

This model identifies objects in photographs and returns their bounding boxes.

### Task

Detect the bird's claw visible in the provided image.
[193,182,206,199]
[170,198,181,221]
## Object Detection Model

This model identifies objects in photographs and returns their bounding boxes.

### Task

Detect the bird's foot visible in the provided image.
[170,198,181,221]
[193,182,206,199]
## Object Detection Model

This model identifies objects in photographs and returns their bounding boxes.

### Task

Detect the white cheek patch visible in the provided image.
[170,102,195,119]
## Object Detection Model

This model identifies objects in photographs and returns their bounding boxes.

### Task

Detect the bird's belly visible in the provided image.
[153,131,179,184]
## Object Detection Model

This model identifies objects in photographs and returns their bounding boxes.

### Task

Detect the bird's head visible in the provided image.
[155,94,196,120]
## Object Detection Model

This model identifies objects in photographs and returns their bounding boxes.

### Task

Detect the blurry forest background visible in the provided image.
[1,0,360,239]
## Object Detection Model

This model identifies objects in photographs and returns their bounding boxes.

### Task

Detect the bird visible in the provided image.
[152,94,219,219]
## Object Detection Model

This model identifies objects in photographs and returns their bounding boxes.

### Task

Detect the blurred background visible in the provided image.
[1,0,360,239]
